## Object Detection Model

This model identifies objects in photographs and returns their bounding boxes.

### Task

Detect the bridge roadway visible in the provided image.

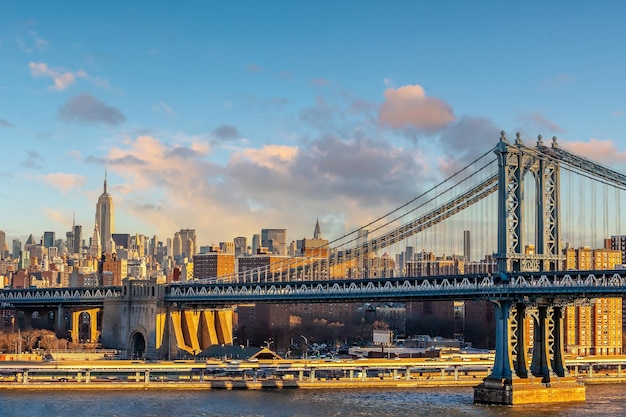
[165,270,626,305]
[0,356,624,388]
[3,270,626,307]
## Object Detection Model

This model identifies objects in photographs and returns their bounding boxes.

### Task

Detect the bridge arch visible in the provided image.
[129,327,147,359]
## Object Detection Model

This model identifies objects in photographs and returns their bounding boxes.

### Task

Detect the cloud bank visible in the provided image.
[378,84,454,132]
[58,94,126,126]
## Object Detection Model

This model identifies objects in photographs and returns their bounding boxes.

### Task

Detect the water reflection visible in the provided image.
[0,385,623,417]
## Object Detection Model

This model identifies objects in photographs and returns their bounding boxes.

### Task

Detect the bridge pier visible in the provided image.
[69,308,101,344]
[474,300,585,405]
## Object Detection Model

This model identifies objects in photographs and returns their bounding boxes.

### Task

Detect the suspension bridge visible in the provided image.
[4,131,626,404]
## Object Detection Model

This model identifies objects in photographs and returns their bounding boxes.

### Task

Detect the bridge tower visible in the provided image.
[495,131,564,273]
[475,132,584,405]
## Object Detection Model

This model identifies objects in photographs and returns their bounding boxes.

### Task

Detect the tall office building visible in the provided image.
[89,224,101,257]
[12,239,21,259]
[261,228,287,255]
[463,230,471,262]
[252,234,260,255]
[0,230,5,259]
[43,231,55,248]
[234,236,247,257]
[179,229,196,258]
[95,172,115,252]
[73,224,82,254]
[173,232,182,259]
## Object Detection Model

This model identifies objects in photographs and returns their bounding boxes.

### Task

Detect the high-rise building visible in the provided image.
[301,220,328,258]
[73,224,82,254]
[611,235,626,265]
[173,232,182,260]
[0,230,5,259]
[252,234,260,255]
[66,230,74,254]
[564,246,622,355]
[234,236,247,257]
[112,233,130,250]
[95,172,115,252]
[179,229,196,258]
[101,253,127,286]
[43,231,55,248]
[193,251,235,280]
[219,241,235,254]
[89,224,101,257]
[12,239,21,259]
[261,228,287,255]
[463,230,471,262]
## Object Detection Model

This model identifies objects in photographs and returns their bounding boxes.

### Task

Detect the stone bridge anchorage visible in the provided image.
[100,279,233,359]
[2,279,233,360]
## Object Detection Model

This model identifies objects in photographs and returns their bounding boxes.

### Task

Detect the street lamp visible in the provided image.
[264,339,274,350]
[300,335,308,360]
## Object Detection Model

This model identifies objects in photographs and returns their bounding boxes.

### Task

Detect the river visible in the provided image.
[0,384,624,416]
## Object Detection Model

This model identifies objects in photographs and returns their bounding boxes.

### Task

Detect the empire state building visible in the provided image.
[96,172,115,253]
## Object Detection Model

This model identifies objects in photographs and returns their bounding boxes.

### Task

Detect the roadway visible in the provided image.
[1,355,625,386]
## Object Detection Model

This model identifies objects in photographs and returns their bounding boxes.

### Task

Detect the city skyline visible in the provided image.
[2,2,626,245]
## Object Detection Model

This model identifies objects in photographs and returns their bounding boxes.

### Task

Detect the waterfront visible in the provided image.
[0,384,624,417]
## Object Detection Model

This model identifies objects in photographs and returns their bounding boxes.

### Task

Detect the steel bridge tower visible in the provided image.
[495,131,564,273]
[476,132,583,405]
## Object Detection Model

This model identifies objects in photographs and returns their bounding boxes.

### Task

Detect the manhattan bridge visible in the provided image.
[4,131,626,400]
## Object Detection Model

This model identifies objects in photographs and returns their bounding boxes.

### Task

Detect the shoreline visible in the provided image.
[0,376,623,391]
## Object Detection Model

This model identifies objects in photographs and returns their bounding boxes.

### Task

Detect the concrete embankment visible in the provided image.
[2,377,625,391]
[0,378,483,391]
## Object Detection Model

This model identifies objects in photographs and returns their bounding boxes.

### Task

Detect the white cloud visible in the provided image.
[152,101,172,114]
[42,172,87,194]
[29,62,87,91]
[89,130,428,244]
[561,138,626,166]
[378,84,454,132]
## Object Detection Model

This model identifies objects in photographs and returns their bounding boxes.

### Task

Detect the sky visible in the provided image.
[1,1,626,248]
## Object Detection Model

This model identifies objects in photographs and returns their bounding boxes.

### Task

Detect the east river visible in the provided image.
[1,385,625,417]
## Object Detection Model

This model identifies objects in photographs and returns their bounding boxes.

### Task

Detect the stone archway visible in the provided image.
[78,312,91,343]
[130,332,146,359]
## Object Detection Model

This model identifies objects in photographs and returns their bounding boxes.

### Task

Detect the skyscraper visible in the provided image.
[0,230,5,259]
[89,224,101,257]
[12,239,21,259]
[234,236,247,257]
[73,225,82,254]
[179,229,196,258]
[43,231,56,248]
[173,232,182,260]
[261,228,287,255]
[95,172,115,252]
[252,234,260,255]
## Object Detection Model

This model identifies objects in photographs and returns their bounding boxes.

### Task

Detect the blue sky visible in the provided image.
[1,1,626,247]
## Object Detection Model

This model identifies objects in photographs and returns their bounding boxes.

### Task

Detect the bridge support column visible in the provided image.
[71,311,79,343]
[530,306,555,382]
[488,300,514,381]
[513,303,529,378]
[56,304,64,334]
[474,299,585,405]
[551,306,567,377]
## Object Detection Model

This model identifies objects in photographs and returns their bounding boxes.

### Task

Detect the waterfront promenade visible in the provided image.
[1,356,626,390]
